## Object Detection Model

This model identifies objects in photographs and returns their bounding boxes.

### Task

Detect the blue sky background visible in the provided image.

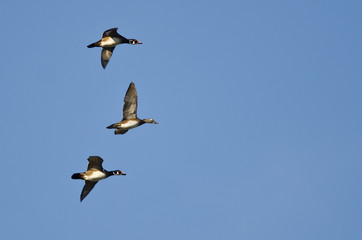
[1,0,361,239]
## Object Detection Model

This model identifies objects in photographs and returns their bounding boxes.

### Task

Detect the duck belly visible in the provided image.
[118,120,140,130]
[84,171,106,181]
[100,37,120,47]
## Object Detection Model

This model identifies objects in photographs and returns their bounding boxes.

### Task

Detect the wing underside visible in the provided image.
[122,82,138,120]
[87,156,104,171]
[101,47,115,69]
[80,181,98,201]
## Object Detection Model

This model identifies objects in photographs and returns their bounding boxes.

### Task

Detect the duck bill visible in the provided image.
[121,171,126,175]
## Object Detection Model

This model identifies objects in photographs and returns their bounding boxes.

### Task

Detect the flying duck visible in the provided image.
[71,156,126,202]
[87,28,142,69]
[107,82,158,135]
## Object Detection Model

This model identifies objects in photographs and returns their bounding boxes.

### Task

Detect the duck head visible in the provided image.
[129,39,142,45]
[143,118,158,124]
[113,170,126,175]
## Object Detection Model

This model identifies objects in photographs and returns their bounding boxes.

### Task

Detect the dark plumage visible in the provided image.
[87,28,142,69]
[71,156,126,202]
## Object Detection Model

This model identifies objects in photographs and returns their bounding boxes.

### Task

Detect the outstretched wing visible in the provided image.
[122,82,138,120]
[115,129,129,135]
[80,181,98,202]
[103,28,127,41]
[101,47,115,69]
[102,28,119,37]
[87,156,104,171]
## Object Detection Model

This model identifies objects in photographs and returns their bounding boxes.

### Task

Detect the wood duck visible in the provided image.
[107,82,158,135]
[87,28,142,69]
[71,156,126,202]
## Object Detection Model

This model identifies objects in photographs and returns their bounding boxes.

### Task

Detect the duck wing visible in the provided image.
[115,129,129,135]
[80,181,98,202]
[87,156,104,171]
[103,28,127,41]
[101,47,115,69]
[103,28,118,37]
[122,82,138,120]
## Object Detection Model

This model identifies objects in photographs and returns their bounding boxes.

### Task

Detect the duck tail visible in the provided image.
[71,173,83,180]
[106,123,116,129]
[87,41,101,48]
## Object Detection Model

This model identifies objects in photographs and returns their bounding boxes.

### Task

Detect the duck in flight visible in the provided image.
[71,156,126,202]
[107,82,158,135]
[87,28,142,69]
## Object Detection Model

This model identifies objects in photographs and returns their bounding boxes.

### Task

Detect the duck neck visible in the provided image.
[105,170,117,177]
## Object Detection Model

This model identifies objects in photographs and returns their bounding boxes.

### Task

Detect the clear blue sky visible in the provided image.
[1,0,361,239]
